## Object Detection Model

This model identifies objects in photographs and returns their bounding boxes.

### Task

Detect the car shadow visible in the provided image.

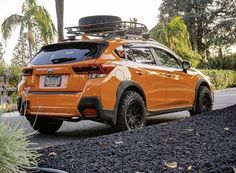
[30,120,114,148]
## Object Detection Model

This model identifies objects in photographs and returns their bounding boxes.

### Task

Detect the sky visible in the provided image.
[0,0,162,63]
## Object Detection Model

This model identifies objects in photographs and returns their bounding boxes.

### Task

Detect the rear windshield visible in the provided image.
[30,42,106,65]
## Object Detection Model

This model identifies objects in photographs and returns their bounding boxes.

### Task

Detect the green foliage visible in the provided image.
[11,27,44,68]
[11,35,30,68]
[0,64,21,88]
[0,62,5,76]
[1,0,56,58]
[201,69,236,89]
[175,48,202,67]
[165,16,191,50]
[150,16,191,50]
[11,91,18,104]
[199,53,236,70]
[149,23,166,44]
[159,0,236,56]
[0,43,5,64]
[0,107,39,173]
[150,16,202,67]
[9,65,22,88]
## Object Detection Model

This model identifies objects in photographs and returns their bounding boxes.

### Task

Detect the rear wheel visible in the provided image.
[190,86,213,116]
[115,91,146,131]
[26,116,63,134]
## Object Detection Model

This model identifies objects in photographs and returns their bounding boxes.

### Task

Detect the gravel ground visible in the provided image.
[39,105,236,173]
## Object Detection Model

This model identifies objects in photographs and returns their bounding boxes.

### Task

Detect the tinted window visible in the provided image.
[125,48,135,61]
[30,42,106,65]
[125,47,156,65]
[153,48,181,68]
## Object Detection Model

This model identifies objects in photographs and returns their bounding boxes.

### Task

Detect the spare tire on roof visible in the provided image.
[78,15,122,33]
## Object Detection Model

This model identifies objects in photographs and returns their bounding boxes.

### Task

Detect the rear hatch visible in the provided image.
[23,41,107,92]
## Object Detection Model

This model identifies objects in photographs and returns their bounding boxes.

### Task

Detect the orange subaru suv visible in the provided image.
[17,15,214,133]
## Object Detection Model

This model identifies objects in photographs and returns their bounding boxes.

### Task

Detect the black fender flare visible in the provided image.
[111,80,146,125]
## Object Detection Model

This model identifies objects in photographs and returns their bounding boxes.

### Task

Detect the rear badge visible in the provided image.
[48,68,54,74]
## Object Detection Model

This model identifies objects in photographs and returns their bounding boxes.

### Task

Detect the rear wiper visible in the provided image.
[51,57,76,64]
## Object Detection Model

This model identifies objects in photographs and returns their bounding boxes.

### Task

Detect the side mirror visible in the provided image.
[182,61,191,72]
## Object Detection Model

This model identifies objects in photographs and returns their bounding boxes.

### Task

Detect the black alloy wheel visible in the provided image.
[126,100,144,129]
[190,86,213,116]
[115,91,146,131]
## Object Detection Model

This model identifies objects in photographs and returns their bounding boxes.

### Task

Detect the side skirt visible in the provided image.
[146,107,193,117]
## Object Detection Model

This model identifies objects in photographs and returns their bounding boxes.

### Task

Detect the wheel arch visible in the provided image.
[193,79,211,107]
[112,81,146,125]
[117,81,146,106]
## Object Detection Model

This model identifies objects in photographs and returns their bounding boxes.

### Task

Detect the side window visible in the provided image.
[124,48,135,61]
[125,47,156,65]
[153,48,181,68]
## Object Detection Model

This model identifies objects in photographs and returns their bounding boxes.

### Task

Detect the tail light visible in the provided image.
[22,67,33,76]
[72,64,115,79]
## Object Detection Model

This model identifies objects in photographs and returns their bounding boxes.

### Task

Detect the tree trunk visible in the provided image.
[27,23,33,59]
[28,40,32,59]
[55,0,64,42]
[218,47,223,59]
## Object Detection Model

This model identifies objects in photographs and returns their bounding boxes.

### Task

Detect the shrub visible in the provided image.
[175,48,202,67]
[201,69,236,90]
[199,53,236,70]
[0,105,39,173]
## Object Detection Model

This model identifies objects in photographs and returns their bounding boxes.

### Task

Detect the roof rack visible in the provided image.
[65,21,149,40]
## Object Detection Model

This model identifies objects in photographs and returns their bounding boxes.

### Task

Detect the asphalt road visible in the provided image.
[2,88,236,148]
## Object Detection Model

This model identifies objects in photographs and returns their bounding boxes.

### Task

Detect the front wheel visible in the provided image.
[114,91,146,131]
[26,116,63,134]
[190,86,213,116]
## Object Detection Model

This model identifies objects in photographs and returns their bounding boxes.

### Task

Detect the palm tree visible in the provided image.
[55,0,64,42]
[1,0,56,58]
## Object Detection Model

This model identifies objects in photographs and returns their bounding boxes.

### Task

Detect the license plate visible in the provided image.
[44,76,62,87]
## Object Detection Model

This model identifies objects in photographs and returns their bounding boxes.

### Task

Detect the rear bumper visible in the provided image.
[78,97,115,124]
[18,91,82,117]
[17,74,120,125]
[17,94,116,125]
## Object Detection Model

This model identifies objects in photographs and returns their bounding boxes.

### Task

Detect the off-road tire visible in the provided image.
[115,91,146,131]
[26,116,63,134]
[190,86,213,116]
[79,15,122,33]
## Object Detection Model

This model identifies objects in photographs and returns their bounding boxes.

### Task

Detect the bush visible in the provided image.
[0,105,39,173]
[201,69,236,90]
[199,53,236,70]
[175,48,202,67]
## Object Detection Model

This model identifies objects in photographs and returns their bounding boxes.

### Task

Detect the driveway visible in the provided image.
[2,88,236,148]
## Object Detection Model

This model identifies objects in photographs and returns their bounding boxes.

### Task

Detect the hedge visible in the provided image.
[201,69,236,90]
